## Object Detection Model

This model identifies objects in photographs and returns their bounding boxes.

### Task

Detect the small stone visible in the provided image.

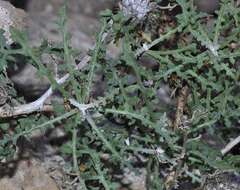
[194,0,220,14]
[0,159,59,190]
[122,168,147,190]
[120,0,151,20]
[203,172,240,190]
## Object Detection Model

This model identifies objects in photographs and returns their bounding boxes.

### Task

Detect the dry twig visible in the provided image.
[173,85,189,130]
[221,135,240,156]
[0,56,90,118]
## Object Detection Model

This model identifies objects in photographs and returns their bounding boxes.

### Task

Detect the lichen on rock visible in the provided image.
[0,0,27,45]
[119,0,151,20]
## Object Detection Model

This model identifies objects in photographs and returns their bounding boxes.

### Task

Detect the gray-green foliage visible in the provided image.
[0,0,239,189]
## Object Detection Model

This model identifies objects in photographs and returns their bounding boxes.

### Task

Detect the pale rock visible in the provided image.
[0,159,59,190]
[0,0,27,44]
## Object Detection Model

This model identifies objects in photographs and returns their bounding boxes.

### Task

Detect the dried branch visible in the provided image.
[158,3,177,11]
[221,135,240,156]
[173,85,189,130]
[0,56,90,118]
